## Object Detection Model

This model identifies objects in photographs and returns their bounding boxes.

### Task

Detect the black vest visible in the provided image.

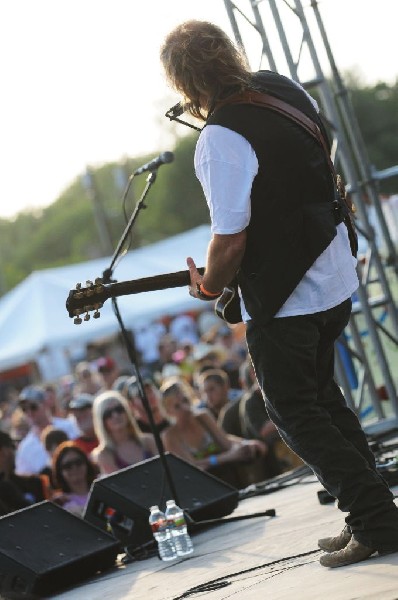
[206,71,338,324]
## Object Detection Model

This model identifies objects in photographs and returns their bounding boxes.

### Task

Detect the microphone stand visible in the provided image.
[103,170,153,279]
[102,168,180,506]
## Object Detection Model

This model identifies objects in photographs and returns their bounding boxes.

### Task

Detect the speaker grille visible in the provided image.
[0,502,119,598]
[84,453,239,548]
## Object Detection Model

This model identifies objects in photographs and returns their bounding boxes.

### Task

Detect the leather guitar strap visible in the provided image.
[216,89,338,180]
[215,89,358,256]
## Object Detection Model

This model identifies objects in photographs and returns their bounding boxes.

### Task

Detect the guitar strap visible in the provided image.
[214,89,358,257]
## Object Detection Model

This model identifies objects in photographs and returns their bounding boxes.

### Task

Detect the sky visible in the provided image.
[0,0,397,220]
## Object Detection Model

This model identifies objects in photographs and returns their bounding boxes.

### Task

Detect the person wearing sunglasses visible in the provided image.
[51,441,98,517]
[91,391,157,475]
[160,20,398,567]
[68,393,99,456]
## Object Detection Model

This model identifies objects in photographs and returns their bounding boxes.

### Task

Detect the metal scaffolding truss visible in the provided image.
[223,0,398,434]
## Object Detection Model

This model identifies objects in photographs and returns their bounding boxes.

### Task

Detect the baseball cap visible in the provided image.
[125,375,155,399]
[18,386,46,405]
[69,393,94,410]
[97,357,116,373]
[112,375,134,394]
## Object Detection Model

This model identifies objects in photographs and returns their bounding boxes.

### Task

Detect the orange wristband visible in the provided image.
[199,282,222,297]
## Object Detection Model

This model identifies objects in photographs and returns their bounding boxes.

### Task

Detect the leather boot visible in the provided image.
[318,525,351,552]
[320,537,375,568]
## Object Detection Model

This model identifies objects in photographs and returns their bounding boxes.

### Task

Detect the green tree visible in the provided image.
[348,78,398,194]
[136,134,209,245]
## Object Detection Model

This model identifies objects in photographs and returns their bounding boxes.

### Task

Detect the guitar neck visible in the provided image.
[104,267,205,298]
[66,267,205,317]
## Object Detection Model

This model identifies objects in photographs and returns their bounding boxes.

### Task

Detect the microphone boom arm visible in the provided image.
[105,170,157,281]
[134,151,174,176]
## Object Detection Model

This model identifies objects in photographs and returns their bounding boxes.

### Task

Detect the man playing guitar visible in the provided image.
[160,20,398,568]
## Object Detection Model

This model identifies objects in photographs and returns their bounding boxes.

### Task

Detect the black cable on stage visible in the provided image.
[238,464,314,500]
[171,548,321,599]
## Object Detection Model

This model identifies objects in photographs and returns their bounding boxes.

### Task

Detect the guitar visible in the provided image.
[66,268,242,325]
[213,281,242,325]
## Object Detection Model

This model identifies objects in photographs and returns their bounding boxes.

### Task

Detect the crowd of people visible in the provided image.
[0,310,301,519]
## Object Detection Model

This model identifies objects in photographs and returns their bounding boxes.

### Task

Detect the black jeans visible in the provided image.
[246,298,398,551]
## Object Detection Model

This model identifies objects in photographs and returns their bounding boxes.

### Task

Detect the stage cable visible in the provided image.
[171,548,321,599]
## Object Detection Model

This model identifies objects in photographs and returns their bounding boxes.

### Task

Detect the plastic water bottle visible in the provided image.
[148,505,177,561]
[165,499,194,557]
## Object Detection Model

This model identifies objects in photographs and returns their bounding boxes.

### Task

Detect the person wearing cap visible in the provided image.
[68,393,99,455]
[15,386,79,476]
[0,431,51,516]
[96,356,120,390]
[112,375,132,396]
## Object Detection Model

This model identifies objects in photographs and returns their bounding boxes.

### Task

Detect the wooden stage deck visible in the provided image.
[51,470,398,600]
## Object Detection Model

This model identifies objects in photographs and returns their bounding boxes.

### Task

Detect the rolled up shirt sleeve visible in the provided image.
[194,125,258,234]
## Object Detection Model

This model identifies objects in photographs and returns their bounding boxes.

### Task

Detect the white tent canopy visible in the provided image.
[0,225,211,376]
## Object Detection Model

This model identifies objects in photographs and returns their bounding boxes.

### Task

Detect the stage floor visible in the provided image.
[52,472,398,600]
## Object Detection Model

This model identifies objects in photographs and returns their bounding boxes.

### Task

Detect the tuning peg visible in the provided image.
[84,313,90,322]
[76,283,82,290]
[74,316,82,325]
[94,277,103,285]
[93,310,101,319]
[86,280,93,287]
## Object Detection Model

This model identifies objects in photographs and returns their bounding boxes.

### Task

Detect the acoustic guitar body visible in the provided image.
[215,285,242,325]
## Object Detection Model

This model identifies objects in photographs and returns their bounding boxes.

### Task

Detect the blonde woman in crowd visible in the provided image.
[160,377,264,487]
[91,391,157,475]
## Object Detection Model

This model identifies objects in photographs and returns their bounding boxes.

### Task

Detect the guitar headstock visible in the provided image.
[66,278,106,324]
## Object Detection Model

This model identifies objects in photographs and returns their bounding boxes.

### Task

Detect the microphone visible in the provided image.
[165,102,185,119]
[134,151,174,175]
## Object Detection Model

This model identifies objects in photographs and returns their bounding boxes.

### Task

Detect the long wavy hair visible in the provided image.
[160,20,250,121]
[92,390,142,453]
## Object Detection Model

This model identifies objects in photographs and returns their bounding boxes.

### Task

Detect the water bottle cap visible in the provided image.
[166,499,175,506]
[149,505,159,511]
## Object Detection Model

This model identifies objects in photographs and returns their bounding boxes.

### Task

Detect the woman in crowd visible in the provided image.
[160,377,264,487]
[52,441,98,516]
[92,390,157,475]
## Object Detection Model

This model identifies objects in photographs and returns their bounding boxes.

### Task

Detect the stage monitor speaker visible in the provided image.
[84,452,239,549]
[0,501,120,600]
